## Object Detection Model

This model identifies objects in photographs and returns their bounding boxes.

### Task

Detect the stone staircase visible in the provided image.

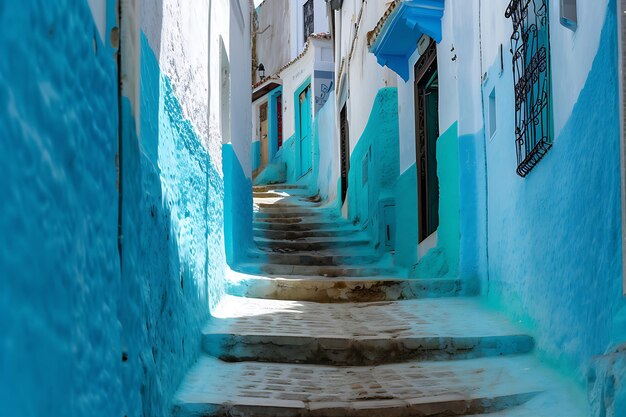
[172,184,587,417]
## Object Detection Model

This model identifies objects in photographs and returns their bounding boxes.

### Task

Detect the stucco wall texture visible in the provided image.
[484,3,624,376]
[118,32,231,417]
[0,1,121,416]
[1,1,252,416]
[346,88,400,248]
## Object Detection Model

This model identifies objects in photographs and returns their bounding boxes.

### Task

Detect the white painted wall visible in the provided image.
[229,0,254,175]
[290,0,330,59]
[135,0,252,175]
[279,37,333,141]
[397,0,609,153]
[383,0,610,177]
[87,0,108,42]
[396,47,420,174]
[316,90,340,201]
[280,45,316,139]
[334,0,397,155]
[255,0,291,79]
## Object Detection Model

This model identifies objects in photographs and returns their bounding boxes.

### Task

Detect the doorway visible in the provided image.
[340,104,350,203]
[298,84,312,177]
[414,41,439,243]
[276,93,283,150]
[259,102,269,168]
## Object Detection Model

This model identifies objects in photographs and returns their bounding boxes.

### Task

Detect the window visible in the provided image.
[303,0,314,43]
[489,88,497,138]
[505,0,552,177]
[560,0,577,30]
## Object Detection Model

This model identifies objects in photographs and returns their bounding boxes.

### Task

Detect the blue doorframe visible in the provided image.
[267,86,283,161]
[295,77,312,178]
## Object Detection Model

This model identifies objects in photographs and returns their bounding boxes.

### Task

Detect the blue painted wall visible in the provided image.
[251,140,261,172]
[271,134,298,183]
[224,143,253,265]
[347,88,400,249]
[395,123,461,277]
[259,80,321,192]
[268,87,283,161]
[0,1,121,416]
[117,33,230,416]
[481,2,624,377]
[458,130,489,285]
[394,166,419,267]
[312,89,340,202]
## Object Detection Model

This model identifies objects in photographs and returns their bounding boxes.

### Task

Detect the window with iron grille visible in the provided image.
[505,0,553,177]
[303,0,314,43]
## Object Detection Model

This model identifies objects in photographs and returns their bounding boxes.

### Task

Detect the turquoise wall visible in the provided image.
[480,1,625,380]
[258,80,321,193]
[434,122,460,276]
[312,89,339,202]
[394,166,419,266]
[0,1,121,416]
[271,134,298,183]
[396,123,460,277]
[251,140,261,172]
[458,129,489,285]
[347,88,400,249]
[224,143,253,265]
[117,33,230,416]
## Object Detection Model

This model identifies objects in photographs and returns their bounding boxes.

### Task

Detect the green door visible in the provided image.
[299,86,312,176]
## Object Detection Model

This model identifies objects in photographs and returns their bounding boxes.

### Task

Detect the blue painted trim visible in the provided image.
[370,0,445,81]
[267,86,283,161]
[294,76,312,179]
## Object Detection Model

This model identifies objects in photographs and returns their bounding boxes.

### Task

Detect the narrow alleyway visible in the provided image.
[172,185,586,416]
[6,1,626,416]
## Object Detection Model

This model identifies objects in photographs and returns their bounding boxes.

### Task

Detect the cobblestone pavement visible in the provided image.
[173,185,588,416]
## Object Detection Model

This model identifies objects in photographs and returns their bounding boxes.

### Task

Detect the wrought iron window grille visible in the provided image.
[505,0,553,177]
[303,0,314,43]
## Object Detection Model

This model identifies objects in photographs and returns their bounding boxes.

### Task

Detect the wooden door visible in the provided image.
[339,105,350,203]
[414,42,440,243]
[260,102,269,167]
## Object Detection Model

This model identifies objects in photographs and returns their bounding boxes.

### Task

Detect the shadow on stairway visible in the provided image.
[170,183,588,417]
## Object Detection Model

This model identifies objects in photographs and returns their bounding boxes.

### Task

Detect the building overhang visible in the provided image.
[252,79,282,103]
[368,0,445,81]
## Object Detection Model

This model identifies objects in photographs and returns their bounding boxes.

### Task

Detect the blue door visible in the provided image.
[298,86,312,176]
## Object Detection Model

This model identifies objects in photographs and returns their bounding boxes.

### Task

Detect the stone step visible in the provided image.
[202,295,534,365]
[172,355,576,417]
[226,273,478,302]
[236,262,397,277]
[254,209,338,219]
[466,390,587,417]
[254,220,356,231]
[256,200,323,209]
[253,227,361,240]
[247,249,379,266]
[253,184,308,192]
[253,188,314,198]
[254,236,370,252]
[253,191,312,199]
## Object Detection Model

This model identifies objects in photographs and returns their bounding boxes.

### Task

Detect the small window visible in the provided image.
[489,88,497,138]
[560,0,577,30]
[303,0,314,43]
